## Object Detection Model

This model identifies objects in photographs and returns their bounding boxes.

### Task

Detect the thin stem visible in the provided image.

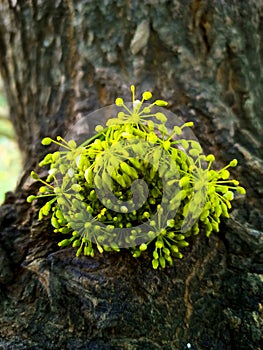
[50,139,72,150]
[37,178,54,189]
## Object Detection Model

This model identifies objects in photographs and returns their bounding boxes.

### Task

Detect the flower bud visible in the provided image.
[41,137,52,145]
[155,100,168,107]
[58,239,71,247]
[30,171,39,180]
[27,195,36,203]
[237,186,246,194]
[159,256,166,268]
[152,259,159,269]
[229,159,238,167]
[139,243,147,251]
[115,97,124,106]
[142,91,152,100]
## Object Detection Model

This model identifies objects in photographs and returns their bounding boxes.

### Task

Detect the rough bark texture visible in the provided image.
[0,0,262,349]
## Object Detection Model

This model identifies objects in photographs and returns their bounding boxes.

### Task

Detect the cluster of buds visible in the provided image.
[27,86,245,269]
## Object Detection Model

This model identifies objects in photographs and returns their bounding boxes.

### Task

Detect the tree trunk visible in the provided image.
[0,1,262,349]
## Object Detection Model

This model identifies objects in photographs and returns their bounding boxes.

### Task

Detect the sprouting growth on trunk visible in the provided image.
[28,86,245,269]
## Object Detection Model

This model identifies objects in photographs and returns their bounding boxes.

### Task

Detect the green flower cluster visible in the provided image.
[27,86,245,269]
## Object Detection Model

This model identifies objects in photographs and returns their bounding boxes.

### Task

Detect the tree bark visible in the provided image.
[0,1,262,349]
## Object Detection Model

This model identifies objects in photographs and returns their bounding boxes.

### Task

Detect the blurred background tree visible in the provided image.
[0,77,21,203]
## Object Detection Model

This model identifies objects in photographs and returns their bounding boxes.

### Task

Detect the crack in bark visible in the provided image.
[183,239,222,328]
